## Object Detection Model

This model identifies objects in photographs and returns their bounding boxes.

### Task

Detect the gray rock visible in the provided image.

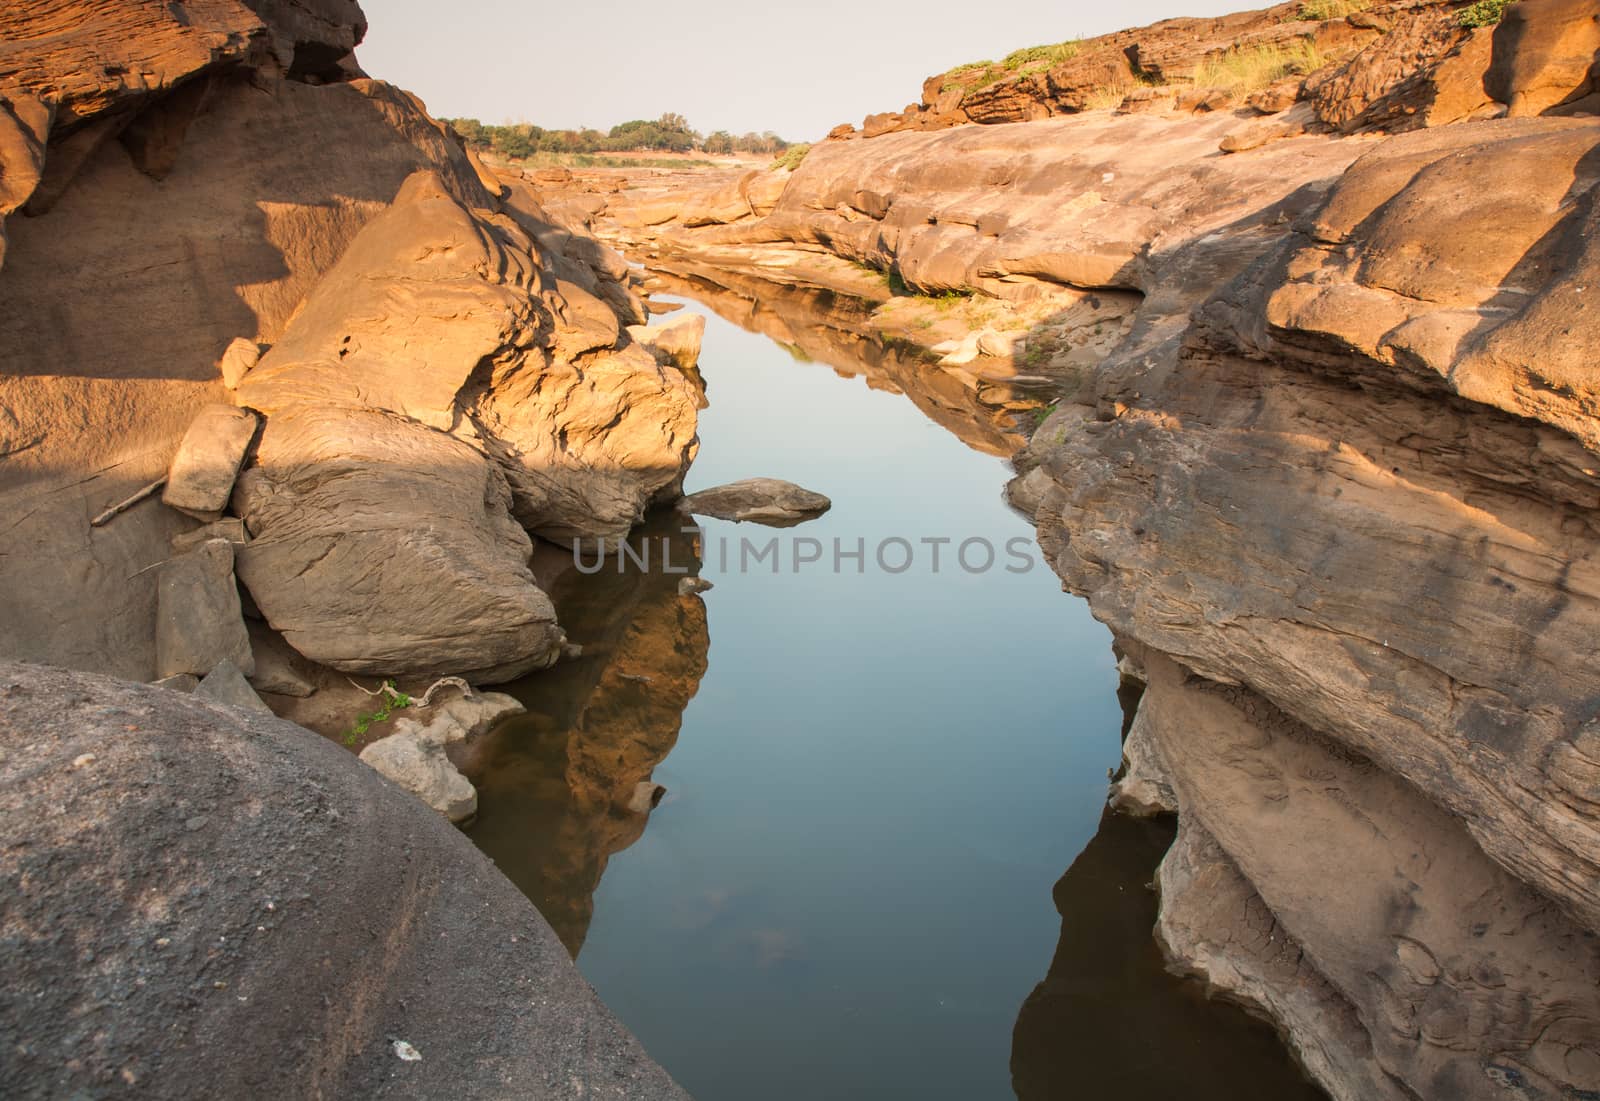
[151,673,198,693]
[0,660,688,1099]
[245,620,314,698]
[161,404,259,521]
[680,477,831,526]
[360,716,477,823]
[430,689,524,740]
[155,539,254,679]
[195,658,269,713]
[677,576,714,595]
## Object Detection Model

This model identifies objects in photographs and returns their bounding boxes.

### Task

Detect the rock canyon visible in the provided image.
[3,0,1600,1097]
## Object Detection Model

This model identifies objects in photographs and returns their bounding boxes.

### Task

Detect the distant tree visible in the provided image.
[703,130,734,154]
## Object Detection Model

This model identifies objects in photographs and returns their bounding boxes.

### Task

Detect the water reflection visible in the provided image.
[460,514,710,955]
[645,263,1043,457]
[1010,684,1325,1100]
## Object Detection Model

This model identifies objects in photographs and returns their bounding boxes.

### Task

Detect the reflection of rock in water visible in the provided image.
[1009,806,1326,1101]
[460,514,710,956]
[646,264,1040,457]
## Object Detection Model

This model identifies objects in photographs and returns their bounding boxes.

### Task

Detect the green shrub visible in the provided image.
[1457,0,1514,27]
[1001,41,1080,71]
[775,143,811,172]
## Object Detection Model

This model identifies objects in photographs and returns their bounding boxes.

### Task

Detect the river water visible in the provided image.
[464,286,1324,1100]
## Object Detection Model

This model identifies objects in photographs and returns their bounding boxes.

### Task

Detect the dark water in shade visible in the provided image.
[466,293,1325,1100]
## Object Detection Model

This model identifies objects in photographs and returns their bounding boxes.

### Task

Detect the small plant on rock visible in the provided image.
[1457,0,1514,27]
[342,681,413,746]
[775,144,811,172]
[1294,0,1371,20]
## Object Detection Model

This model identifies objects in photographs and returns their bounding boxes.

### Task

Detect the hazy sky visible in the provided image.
[357,1,1246,142]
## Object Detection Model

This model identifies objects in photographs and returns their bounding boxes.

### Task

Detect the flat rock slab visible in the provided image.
[155,539,254,679]
[161,404,259,520]
[680,477,831,526]
[0,660,688,1100]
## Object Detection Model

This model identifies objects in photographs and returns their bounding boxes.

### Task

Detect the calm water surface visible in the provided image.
[467,292,1323,1100]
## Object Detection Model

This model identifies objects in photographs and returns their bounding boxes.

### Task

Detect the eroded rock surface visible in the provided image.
[681,477,832,525]
[232,405,563,682]
[0,0,699,700]
[0,660,687,1099]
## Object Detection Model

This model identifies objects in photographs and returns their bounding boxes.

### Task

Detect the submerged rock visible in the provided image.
[680,477,832,526]
[0,660,687,1099]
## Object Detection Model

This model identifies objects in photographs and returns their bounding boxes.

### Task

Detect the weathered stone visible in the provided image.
[195,658,270,713]
[680,478,832,525]
[1487,0,1600,117]
[169,517,248,554]
[216,337,259,389]
[155,539,254,680]
[626,313,706,371]
[232,406,564,683]
[0,660,687,1098]
[429,688,525,740]
[677,576,713,596]
[361,716,478,823]
[160,405,259,521]
[245,620,315,699]
[151,673,198,693]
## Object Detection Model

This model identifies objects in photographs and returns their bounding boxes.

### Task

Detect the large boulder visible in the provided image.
[0,660,687,1099]
[236,168,700,549]
[232,405,564,682]
[1487,0,1600,116]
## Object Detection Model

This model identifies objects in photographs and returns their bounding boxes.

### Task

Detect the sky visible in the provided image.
[356,0,1248,142]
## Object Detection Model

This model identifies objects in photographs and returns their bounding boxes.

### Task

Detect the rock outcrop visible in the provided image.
[1008,112,1600,1101]
[0,0,700,707]
[517,4,1600,1097]
[0,660,686,1099]
[680,477,832,525]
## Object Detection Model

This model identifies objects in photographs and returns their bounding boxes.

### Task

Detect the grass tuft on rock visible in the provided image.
[1294,0,1372,20]
[1193,40,1326,97]
[1457,0,1514,27]
[775,144,811,171]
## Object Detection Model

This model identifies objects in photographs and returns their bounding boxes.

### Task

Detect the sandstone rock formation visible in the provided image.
[521,5,1600,1096]
[680,478,832,525]
[154,538,254,680]
[0,660,686,1099]
[0,0,700,704]
[1008,113,1600,1101]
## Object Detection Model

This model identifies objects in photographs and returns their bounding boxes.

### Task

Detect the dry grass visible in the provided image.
[1295,0,1371,20]
[942,40,1082,92]
[1193,40,1326,97]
